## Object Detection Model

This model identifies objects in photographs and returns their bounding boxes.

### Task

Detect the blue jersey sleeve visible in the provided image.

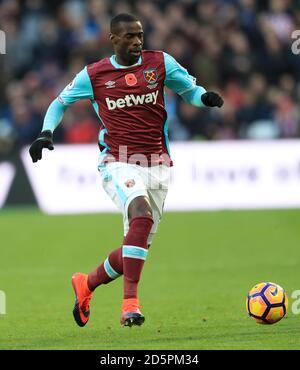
[42,67,94,132]
[42,99,68,132]
[57,66,94,105]
[163,52,206,107]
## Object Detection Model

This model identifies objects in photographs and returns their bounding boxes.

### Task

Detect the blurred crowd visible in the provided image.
[1,0,300,154]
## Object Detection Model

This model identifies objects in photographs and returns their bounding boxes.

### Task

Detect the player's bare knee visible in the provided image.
[128,196,153,222]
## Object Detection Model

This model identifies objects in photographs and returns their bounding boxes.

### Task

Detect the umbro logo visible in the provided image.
[105,80,116,89]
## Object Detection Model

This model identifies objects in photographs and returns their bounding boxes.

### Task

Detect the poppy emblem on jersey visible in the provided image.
[125,73,138,86]
[143,69,158,84]
[125,179,135,188]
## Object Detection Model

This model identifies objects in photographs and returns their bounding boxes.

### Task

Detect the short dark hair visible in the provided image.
[110,13,140,33]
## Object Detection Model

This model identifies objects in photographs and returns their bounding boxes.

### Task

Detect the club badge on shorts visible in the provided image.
[125,73,138,86]
[125,179,135,188]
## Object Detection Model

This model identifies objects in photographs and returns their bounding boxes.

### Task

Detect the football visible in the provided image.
[246,282,288,324]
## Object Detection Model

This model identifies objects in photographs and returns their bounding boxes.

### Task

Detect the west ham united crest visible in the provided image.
[124,179,135,188]
[143,69,158,88]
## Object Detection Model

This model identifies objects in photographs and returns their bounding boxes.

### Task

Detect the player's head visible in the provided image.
[110,13,144,66]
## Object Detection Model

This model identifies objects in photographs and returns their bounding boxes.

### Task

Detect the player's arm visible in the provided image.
[29,67,94,162]
[163,52,223,108]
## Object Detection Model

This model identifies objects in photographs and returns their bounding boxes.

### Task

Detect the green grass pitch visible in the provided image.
[0,208,300,349]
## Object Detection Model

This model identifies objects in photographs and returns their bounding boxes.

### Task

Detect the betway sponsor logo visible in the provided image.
[106,90,159,110]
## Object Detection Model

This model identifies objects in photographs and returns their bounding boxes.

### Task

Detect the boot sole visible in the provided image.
[121,313,145,327]
[72,277,89,327]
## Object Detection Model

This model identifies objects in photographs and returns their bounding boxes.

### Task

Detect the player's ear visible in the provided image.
[110,33,119,47]
[110,33,116,43]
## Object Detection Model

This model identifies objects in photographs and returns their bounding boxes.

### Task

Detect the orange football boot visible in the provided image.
[71,273,93,327]
[121,298,145,327]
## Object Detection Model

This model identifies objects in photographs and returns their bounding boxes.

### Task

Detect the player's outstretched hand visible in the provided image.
[201,91,224,108]
[29,130,54,163]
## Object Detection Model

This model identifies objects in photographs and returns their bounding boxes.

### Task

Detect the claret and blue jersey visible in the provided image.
[42,50,207,166]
